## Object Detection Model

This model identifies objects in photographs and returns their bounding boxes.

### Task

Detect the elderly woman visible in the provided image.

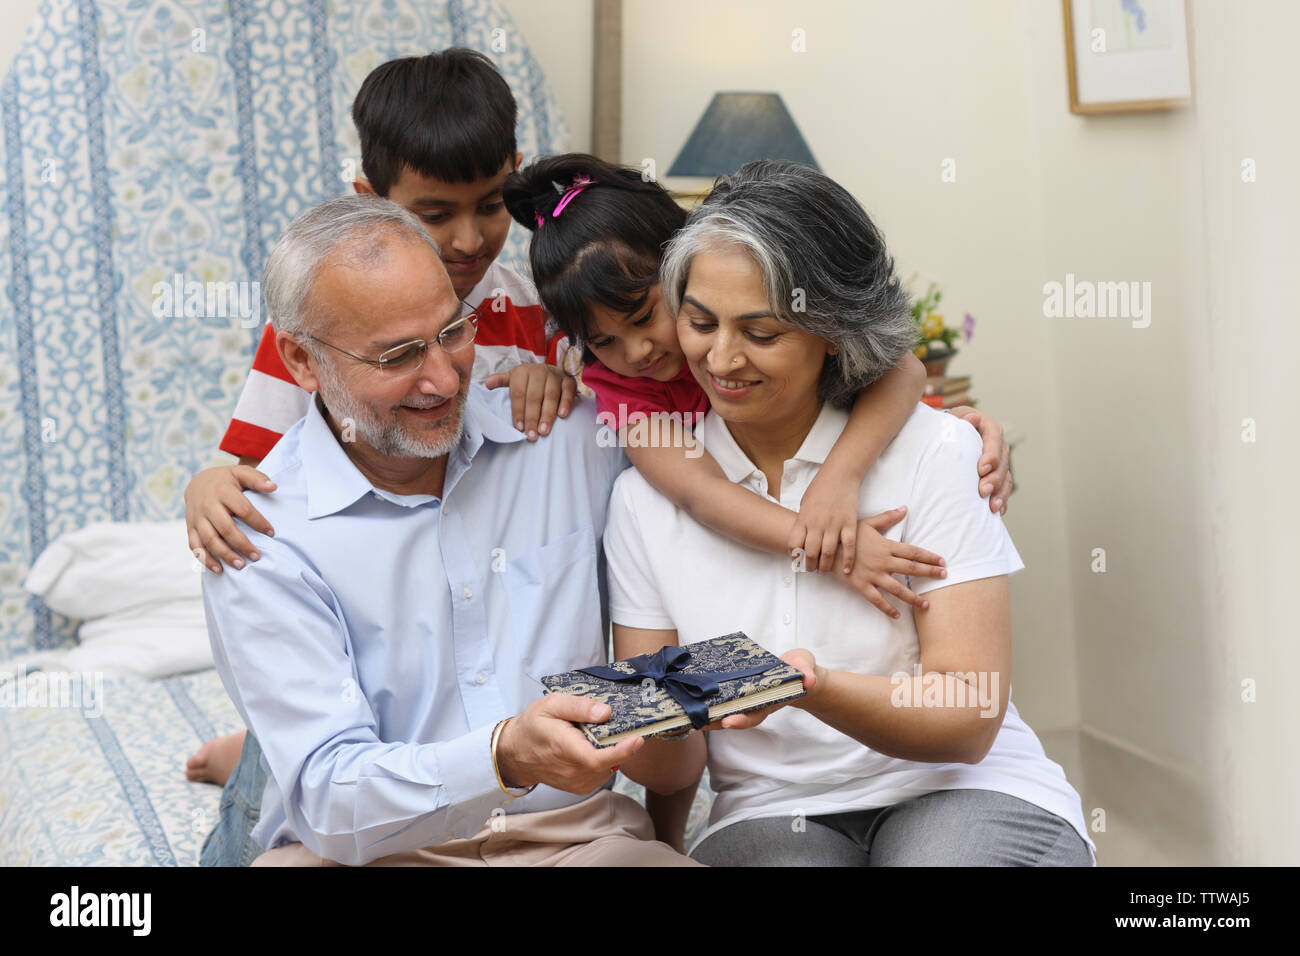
[606,160,1095,866]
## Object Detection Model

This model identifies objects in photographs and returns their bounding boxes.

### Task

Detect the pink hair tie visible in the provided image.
[535,176,595,228]
[552,175,594,218]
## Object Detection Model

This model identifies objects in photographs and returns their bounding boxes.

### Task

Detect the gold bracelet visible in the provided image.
[491,718,537,797]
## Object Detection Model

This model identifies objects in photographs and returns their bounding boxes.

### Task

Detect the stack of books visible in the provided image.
[921,374,974,410]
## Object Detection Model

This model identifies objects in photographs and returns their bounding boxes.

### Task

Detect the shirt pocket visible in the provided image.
[501,525,606,684]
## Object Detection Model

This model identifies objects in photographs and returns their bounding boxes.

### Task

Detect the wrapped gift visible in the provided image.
[541,633,806,748]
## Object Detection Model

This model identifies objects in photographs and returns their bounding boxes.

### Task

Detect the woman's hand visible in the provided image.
[484,362,577,441]
[708,649,821,730]
[828,508,946,619]
[789,467,861,574]
[184,466,277,573]
[946,406,1012,515]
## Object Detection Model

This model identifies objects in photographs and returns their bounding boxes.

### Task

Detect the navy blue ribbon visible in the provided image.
[579,645,778,729]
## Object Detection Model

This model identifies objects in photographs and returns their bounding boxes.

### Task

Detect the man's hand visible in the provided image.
[707,649,821,731]
[946,406,1012,515]
[496,693,645,793]
[484,362,577,441]
[185,465,277,573]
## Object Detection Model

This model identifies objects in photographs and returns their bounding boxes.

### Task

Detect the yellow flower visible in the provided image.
[180,54,215,92]
[922,313,945,339]
[120,64,151,105]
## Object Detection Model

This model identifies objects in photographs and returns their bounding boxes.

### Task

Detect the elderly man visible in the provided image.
[201,194,697,866]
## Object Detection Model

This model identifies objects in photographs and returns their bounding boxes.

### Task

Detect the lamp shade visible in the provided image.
[667,92,820,177]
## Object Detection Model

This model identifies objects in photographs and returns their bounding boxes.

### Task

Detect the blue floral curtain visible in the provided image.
[0,0,569,657]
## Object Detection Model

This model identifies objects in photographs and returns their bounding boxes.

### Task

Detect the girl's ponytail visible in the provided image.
[503,154,666,229]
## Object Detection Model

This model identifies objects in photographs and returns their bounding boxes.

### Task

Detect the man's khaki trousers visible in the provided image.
[251,789,704,867]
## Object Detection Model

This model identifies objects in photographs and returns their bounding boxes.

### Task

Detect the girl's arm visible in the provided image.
[630,353,926,565]
[625,418,948,618]
[623,433,801,556]
[794,352,926,573]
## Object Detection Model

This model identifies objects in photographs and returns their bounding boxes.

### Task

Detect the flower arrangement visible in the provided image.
[908,275,975,359]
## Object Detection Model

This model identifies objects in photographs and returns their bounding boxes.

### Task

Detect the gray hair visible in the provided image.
[660,161,917,409]
[262,194,442,350]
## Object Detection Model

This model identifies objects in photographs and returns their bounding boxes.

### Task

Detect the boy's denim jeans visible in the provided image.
[199,732,266,867]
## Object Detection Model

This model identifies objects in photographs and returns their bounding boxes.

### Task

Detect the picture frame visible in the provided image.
[1063,0,1193,114]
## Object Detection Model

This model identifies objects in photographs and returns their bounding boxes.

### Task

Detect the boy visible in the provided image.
[186,48,575,789]
[219,47,575,468]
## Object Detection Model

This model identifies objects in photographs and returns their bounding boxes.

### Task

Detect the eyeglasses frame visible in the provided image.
[305,299,480,373]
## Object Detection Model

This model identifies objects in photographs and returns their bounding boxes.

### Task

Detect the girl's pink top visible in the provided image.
[580,359,710,423]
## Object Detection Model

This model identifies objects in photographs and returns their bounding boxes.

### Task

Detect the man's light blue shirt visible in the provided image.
[202,383,628,865]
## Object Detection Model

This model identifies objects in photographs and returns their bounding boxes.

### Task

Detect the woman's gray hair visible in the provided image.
[660,160,917,409]
[262,194,441,349]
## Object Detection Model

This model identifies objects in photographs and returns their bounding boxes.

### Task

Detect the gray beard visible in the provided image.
[315,361,466,459]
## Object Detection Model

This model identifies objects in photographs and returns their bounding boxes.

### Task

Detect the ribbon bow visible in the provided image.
[579,645,777,729]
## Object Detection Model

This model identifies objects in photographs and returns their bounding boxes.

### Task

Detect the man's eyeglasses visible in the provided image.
[307,301,479,374]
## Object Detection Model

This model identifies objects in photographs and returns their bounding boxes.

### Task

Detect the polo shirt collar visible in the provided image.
[699,401,850,485]
[301,384,524,519]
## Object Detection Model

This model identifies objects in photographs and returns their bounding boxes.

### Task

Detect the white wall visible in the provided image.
[622,0,1300,863]
[1020,0,1300,865]
[622,0,1083,736]
[1182,0,1300,867]
[501,0,592,153]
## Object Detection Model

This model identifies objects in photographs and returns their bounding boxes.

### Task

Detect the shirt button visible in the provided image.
[463,586,473,600]
[782,613,792,625]
[443,503,451,515]
[783,575,792,586]
[475,672,487,685]
[372,492,383,500]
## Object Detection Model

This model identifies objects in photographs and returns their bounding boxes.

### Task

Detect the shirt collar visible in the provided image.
[301,383,525,519]
[698,401,850,486]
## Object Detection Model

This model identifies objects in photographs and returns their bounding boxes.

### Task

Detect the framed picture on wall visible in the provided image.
[1063,0,1193,114]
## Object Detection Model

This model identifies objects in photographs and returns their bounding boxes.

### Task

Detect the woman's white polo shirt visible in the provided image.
[602,401,1095,859]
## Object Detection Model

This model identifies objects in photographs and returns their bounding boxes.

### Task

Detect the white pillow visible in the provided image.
[23,519,201,617]
[6,520,212,679]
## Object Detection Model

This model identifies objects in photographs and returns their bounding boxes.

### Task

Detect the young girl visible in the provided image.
[501,154,1010,612]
